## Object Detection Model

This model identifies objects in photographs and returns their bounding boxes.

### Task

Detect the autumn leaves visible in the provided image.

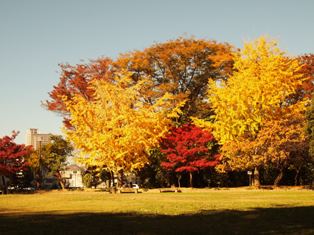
[204,38,311,185]
[46,37,312,185]
[63,73,185,173]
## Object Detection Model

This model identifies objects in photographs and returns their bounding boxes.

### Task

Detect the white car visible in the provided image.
[132,184,139,189]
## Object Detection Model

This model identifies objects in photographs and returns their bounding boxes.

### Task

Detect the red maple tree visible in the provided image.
[0,132,31,176]
[160,124,220,187]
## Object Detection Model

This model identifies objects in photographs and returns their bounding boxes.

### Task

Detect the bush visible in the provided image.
[82,173,93,188]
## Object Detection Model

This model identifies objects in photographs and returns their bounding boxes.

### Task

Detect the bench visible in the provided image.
[160,188,181,193]
[119,188,139,193]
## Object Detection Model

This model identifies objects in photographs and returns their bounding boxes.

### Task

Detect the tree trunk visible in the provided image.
[118,170,125,188]
[274,168,284,187]
[110,171,114,187]
[1,176,8,194]
[294,167,301,186]
[107,175,112,190]
[110,171,117,193]
[56,171,65,189]
[177,174,181,188]
[189,172,193,188]
[253,167,260,187]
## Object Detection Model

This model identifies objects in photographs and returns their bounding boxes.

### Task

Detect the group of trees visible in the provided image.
[44,36,313,188]
[46,37,233,187]
[1,37,312,190]
[0,132,73,194]
[193,38,312,186]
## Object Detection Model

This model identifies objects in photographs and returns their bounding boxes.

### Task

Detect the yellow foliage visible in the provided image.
[201,37,309,171]
[209,37,305,144]
[63,72,185,173]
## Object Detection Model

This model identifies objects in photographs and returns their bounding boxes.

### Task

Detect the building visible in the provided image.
[61,165,83,188]
[26,128,52,150]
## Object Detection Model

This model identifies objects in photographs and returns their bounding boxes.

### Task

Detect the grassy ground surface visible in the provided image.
[0,188,313,234]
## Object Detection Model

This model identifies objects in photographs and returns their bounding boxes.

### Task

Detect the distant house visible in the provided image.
[61,165,83,188]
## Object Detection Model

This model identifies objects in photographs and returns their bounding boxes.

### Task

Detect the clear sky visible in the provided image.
[0,0,313,143]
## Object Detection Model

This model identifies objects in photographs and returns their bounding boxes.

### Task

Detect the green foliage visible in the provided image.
[26,135,75,189]
[41,135,73,173]
[82,173,93,188]
[137,149,170,188]
[99,169,111,182]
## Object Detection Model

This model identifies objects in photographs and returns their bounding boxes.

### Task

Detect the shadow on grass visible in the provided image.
[0,206,313,235]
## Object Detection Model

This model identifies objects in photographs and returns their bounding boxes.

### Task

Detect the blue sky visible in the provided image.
[0,0,313,143]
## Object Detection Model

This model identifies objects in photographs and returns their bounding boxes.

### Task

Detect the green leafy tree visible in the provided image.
[40,135,74,189]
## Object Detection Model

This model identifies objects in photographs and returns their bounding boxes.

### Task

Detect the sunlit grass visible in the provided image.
[0,188,313,234]
[1,188,313,215]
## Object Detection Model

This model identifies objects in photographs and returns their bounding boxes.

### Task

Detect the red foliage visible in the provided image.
[160,124,220,173]
[0,132,32,176]
[45,58,113,128]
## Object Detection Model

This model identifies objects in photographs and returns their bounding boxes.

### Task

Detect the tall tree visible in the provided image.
[63,72,185,184]
[160,124,220,187]
[114,37,234,118]
[195,37,308,186]
[0,132,32,194]
[45,37,234,129]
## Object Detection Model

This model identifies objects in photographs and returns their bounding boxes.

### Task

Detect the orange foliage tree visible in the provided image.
[114,37,234,119]
[297,54,314,97]
[45,37,234,128]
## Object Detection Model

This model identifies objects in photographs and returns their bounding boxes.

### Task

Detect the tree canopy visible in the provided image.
[114,37,234,118]
[0,132,31,176]
[194,37,309,185]
[160,124,220,187]
[63,72,185,175]
[45,36,314,187]
[45,37,234,128]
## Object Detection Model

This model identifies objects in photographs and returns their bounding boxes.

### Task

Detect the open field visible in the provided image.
[0,188,313,234]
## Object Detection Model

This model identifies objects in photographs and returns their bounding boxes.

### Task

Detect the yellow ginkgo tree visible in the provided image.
[195,37,309,186]
[63,72,185,185]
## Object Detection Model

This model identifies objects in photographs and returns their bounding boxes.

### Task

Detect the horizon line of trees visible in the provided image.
[1,36,314,192]
[44,36,314,188]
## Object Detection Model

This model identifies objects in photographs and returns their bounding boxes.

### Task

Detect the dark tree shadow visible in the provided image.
[0,206,313,235]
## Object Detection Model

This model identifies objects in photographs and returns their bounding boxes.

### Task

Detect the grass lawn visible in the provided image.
[0,188,313,234]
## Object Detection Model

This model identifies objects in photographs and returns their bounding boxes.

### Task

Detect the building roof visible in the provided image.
[64,164,83,171]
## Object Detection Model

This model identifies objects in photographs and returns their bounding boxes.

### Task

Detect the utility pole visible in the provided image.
[39,140,42,188]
